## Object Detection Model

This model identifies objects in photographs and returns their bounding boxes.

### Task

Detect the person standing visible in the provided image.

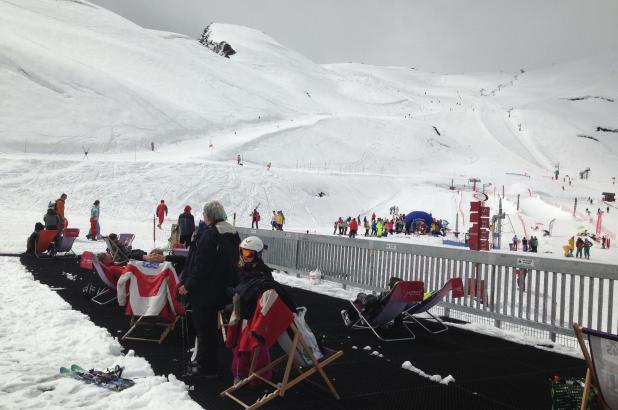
[522,237,528,252]
[43,203,62,230]
[583,239,593,260]
[156,200,168,228]
[276,210,285,231]
[86,200,100,240]
[178,205,195,247]
[55,193,67,228]
[250,208,260,229]
[512,235,519,251]
[575,237,584,258]
[270,211,277,230]
[178,201,240,377]
[349,217,358,238]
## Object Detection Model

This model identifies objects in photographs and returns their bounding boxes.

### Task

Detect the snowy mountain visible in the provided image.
[0,0,617,264]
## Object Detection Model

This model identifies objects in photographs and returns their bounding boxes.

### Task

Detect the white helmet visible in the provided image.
[240,236,264,253]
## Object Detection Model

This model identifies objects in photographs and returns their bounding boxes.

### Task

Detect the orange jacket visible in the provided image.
[55,198,65,220]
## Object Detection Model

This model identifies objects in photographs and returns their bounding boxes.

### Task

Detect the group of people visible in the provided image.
[270,210,285,230]
[26,193,68,255]
[333,212,446,239]
[575,237,594,259]
[511,235,539,253]
[92,201,294,382]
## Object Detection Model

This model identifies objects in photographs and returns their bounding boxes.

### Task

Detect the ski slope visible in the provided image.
[0,0,617,266]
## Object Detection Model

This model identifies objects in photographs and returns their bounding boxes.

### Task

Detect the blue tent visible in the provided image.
[404,211,432,228]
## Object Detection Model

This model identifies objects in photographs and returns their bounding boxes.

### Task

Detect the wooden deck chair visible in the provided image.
[403,277,464,334]
[573,323,618,410]
[103,236,130,264]
[55,228,80,257]
[221,297,343,410]
[90,255,119,305]
[117,261,184,344]
[35,229,59,258]
[350,280,424,342]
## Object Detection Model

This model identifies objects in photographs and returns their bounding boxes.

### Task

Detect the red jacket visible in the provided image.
[156,203,168,218]
[349,219,358,231]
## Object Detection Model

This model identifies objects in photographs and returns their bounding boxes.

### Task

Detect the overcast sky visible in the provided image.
[90,0,618,73]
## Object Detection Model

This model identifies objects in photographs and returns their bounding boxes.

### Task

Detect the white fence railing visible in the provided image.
[237,228,618,341]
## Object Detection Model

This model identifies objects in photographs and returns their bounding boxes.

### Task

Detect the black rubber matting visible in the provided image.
[19,256,585,409]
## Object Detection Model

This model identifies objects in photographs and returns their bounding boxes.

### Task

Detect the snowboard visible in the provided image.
[60,364,135,391]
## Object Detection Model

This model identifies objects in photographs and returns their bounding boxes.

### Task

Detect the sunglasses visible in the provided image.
[240,248,256,259]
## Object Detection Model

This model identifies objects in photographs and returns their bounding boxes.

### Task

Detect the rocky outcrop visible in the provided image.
[198,24,236,58]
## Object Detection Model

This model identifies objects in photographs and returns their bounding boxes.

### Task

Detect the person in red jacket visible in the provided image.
[250,208,260,229]
[156,200,168,228]
[349,218,358,238]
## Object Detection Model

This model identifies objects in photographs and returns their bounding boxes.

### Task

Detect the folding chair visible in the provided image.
[92,257,119,305]
[221,292,343,410]
[403,277,464,334]
[118,233,135,248]
[117,261,184,344]
[350,280,424,342]
[573,323,618,410]
[35,229,59,258]
[55,228,80,257]
[103,236,130,264]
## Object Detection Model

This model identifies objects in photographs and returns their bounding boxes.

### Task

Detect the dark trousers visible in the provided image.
[191,307,220,372]
[179,234,192,247]
[252,220,259,229]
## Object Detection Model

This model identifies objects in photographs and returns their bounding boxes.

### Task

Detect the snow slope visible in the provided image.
[0,257,201,409]
[0,0,617,265]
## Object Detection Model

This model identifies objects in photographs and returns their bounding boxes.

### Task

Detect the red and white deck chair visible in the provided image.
[55,228,80,257]
[35,229,59,258]
[573,323,618,410]
[117,261,185,344]
[80,251,121,305]
[402,277,464,334]
[221,290,343,410]
[349,280,425,342]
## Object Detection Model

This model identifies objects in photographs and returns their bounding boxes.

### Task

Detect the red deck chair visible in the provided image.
[221,290,344,409]
[55,228,80,257]
[35,229,59,258]
[403,277,464,334]
[80,251,121,305]
[350,280,424,342]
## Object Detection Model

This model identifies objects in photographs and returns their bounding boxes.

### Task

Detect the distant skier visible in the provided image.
[575,237,584,258]
[583,239,593,260]
[512,235,519,251]
[236,154,242,165]
[349,218,358,239]
[177,205,195,246]
[250,208,260,229]
[270,211,277,230]
[156,200,168,228]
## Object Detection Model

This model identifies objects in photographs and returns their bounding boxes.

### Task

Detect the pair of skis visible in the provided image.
[59,364,135,391]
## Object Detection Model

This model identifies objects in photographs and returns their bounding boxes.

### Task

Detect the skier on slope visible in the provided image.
[156,200,168,228]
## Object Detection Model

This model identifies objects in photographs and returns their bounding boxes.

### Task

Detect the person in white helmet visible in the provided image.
[229,236,296,383]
